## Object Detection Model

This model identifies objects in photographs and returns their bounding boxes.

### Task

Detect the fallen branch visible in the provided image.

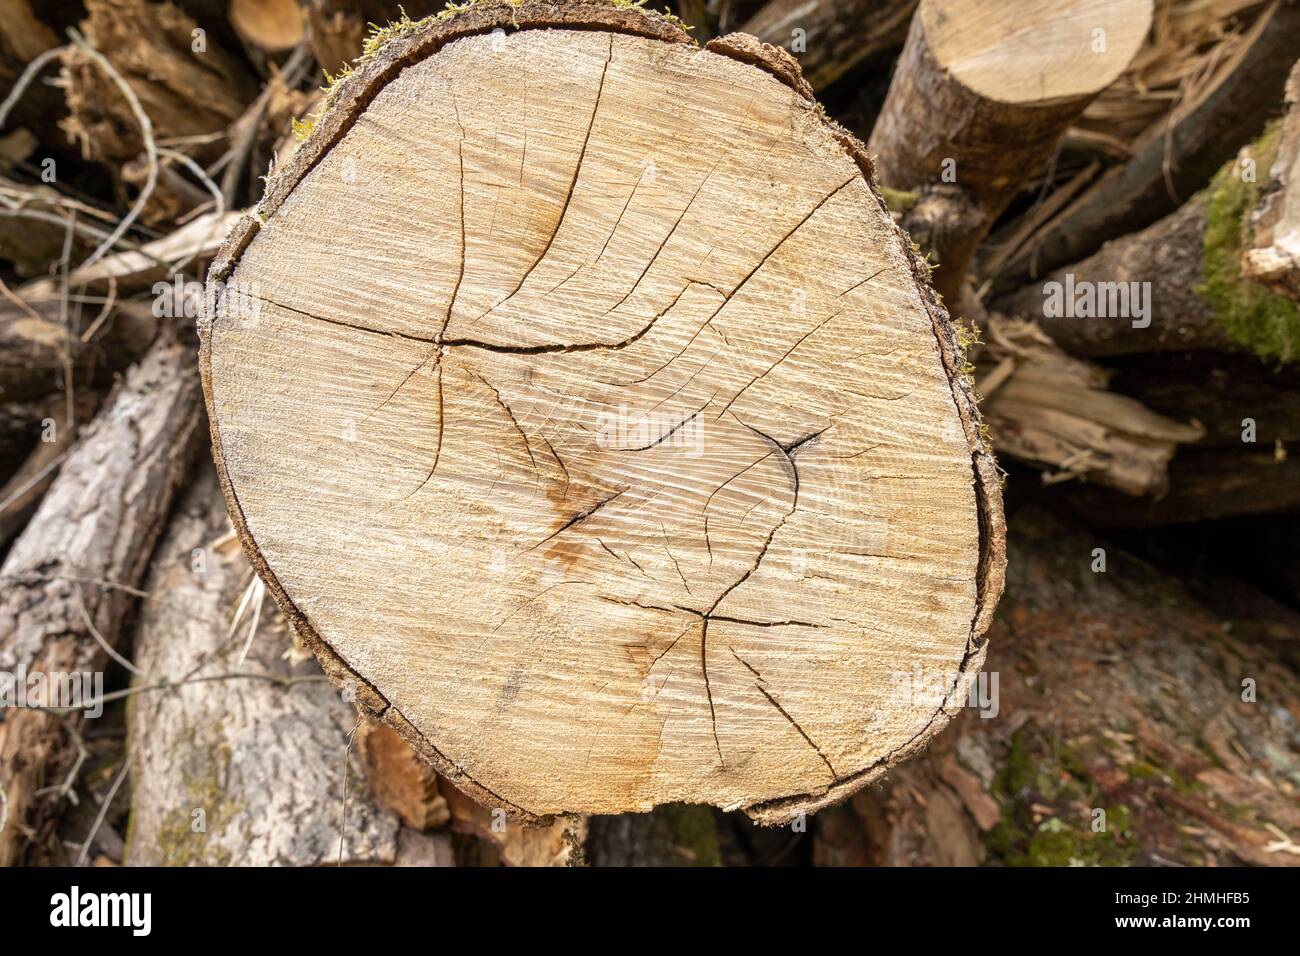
[0,332,203,866]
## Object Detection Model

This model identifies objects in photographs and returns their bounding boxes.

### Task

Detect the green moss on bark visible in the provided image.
[1201,123,1300,362]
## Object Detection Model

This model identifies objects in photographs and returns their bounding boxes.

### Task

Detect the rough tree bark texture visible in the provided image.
[998,191,1230,356]
[992,0,1300,293]
[815,509,1300,867]
[1245,60,1300,300]
[0,334,203,866]
[740,0,916,90]
[867,0,1152,307]
[126,471,436,866]
[998,132,1300,364]
[201,2,1004,824]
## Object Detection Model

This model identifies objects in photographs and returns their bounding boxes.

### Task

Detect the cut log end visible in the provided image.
[201,2,1003,823]
[920,0,1152,106]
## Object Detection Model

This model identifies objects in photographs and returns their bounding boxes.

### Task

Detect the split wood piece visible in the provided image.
[441,781,584,866]
[991,0,1300,295]
[302,0,443,74]
[997,136,1300,363]
[201,1,1004,825]
[817,509,1300,867]
[0,333,203,866]
[1108,350,1300,449]
[867,0,1152,308]
[231,0,305,52]
[977,318,1203,496]
[16,208,243,296]
[1245,60,1300,300]
[59,0,256,197]
[127,470,413,866]
[356,718,449,830]
[740,0,916,90]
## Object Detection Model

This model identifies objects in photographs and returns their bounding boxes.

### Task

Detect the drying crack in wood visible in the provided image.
[199,0,1004,824]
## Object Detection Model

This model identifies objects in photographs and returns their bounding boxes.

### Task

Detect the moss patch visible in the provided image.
[662,804,723,866]
[984,726,1137,866]
[1201,123,1300,363]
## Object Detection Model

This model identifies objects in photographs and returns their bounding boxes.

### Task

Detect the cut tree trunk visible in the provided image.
[230,0,305,53]
[867,0,1153,308]
[0,333,203,866]
[740,0,916,90]
[200,1,1004,825]
[126,469,436,866]
[817,508,1300,867]
[997,132,1300,362]
[1244,59,1300,300]
[991,0,1300,294]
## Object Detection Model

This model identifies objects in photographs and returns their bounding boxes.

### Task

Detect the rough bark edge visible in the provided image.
[199,0,1006,827]
[703,32,813,102]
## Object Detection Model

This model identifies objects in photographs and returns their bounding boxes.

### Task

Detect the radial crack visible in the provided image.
[730,648,837,778]
[470,35,614,325]
[528,489,625,551]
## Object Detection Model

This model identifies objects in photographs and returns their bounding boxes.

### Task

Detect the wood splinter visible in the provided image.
[200,1,1004,825]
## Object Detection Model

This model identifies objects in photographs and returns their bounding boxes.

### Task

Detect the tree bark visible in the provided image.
[867,0,1153,308]
[818,508,1300,867]
[1244,59,1300,300]
[997,134,1300,363]
[740,0,915,90]
[200,0,1004,825]
[125,470,427,866]
[991,0,1300,294]
[0,333,203,866]
[997,191,1229,356]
